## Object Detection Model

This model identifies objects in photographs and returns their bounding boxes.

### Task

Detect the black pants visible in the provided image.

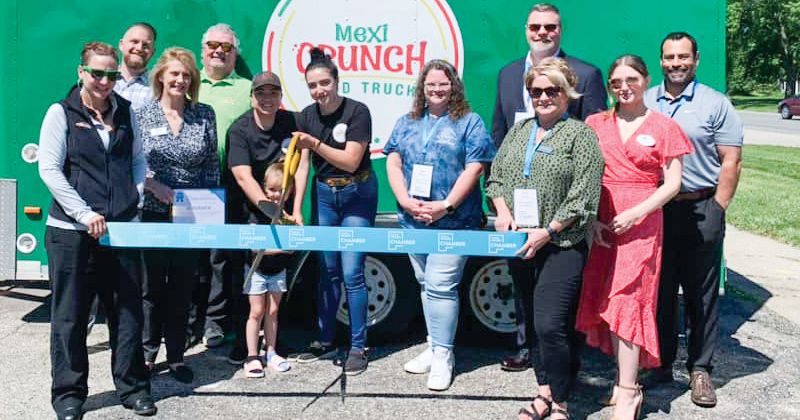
[141,210,199,364]
[508,241,587,403]
[46,226,150,411]
[189,248,246,348]
[657,196,725,373]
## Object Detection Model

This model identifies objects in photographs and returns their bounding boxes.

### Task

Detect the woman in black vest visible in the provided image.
[38,42,155,419]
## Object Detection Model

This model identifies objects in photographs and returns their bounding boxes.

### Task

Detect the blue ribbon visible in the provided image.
[100,223,528,257]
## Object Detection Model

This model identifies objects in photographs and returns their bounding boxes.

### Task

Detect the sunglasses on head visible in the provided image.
[528,86,562,98]
[526,23,558,32]
[81,66,121,81]
[206,41,234,52]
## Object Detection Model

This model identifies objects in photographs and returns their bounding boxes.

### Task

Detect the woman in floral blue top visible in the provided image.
[135,47,219,383]
[384,59,495,391]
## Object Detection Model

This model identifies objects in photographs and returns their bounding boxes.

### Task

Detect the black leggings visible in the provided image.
[509,241,587,403]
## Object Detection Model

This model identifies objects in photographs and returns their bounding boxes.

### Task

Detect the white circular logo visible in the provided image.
[263,0,464,158]
[636,134,656,147]
[333,123,348,143]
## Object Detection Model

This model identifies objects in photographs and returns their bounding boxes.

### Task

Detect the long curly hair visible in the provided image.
[409,59,470,121]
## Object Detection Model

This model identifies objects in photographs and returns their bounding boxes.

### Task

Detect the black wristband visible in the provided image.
[545,225,559,241]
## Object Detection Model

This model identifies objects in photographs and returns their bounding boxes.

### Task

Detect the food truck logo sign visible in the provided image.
[263,0,464,157]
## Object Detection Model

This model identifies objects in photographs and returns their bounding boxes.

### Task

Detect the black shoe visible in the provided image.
[641,366,674,390]
[290,341,338,363]
[169,364,194,383]
[227,346,248,365]
[56,406,83,420]
[344,348,368,376]
[124,396,157,416]
[501,348,532,372]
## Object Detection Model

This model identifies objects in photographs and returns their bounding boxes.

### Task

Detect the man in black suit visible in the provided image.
[492,3,607,372]
[491,3,607,146]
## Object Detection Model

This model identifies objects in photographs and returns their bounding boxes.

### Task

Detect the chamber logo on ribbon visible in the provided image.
[387,230,416,251]
[189,227,216,246]
[437,232,466,252]
[488,234,517,254]
[289,228,317,248]
[238,226,268,247]
[263,0,463,157]
[338,229,367,249]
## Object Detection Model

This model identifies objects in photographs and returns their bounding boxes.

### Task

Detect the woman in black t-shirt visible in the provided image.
[291,48,378,376]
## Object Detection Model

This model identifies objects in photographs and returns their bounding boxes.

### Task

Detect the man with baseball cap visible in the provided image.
[223,72,310,365]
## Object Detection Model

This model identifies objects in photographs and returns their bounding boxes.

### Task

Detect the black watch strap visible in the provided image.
[545,225,559,241]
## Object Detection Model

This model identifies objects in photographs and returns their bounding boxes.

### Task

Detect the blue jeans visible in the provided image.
[409,252,468,349]
[315,173,378,350]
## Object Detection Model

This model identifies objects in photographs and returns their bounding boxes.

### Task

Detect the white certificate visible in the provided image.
[409,164,434,198]
[513,188,540,227]
[171,188,226,224]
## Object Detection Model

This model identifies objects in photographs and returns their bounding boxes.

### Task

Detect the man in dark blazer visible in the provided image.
[492,3,607,372]
[491,3,607,146]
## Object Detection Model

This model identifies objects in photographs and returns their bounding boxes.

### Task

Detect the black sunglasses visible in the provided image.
[206,41,234,52]
[526,24,559,32]
[81,66,121,81]
[528,86,562,98]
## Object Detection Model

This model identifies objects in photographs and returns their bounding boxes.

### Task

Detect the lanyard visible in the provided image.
[658,80,696,117]
[421,111,447,158]
[522,114,566,178]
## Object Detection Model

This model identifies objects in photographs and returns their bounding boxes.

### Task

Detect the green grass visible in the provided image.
[730,93,784,113]
[727,145,800,247]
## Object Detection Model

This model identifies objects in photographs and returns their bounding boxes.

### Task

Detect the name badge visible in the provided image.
[514,111,536,125]
[513,188,540,227]
[150,126,169,136]
[538,144,554,155]
[636,134,656,147]
[409,164,434,198]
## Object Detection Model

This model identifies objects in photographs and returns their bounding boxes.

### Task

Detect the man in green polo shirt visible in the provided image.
[191,23,252,365]
[199,22,252,168]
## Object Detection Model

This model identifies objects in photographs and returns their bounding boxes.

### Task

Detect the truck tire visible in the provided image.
[457,257,517,345]
[336,254,420,343]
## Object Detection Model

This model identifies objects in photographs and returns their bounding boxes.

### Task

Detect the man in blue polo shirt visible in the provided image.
[643,31,743,408]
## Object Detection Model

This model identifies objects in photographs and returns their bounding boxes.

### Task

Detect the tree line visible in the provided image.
[727,0,800,96]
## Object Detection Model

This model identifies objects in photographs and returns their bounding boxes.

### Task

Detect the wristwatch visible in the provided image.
[545,225,559,241]
[443,199,456,214]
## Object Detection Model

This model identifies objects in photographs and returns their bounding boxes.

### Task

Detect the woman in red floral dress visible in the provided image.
[576,55,694,420]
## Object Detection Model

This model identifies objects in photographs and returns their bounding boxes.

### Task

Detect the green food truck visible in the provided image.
[0,0,728,342]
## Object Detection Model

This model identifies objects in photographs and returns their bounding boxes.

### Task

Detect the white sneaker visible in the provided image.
[404,345,433,374]
[427,346,454,391]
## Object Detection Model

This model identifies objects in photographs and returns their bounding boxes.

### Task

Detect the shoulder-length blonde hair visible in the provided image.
[151,47,201,105]
[409,59,471,121]
[524,57,582,101]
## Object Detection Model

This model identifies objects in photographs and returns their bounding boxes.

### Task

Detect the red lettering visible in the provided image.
[360,45,382,71]
[406,41,426,75]
[296,42,314,73]
[337,45,359,71]
[384,46,403,72]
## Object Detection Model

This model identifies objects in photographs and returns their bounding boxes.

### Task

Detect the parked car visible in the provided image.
[779,96,800,119]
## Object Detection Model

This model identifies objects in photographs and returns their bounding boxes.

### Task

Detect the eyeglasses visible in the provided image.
[528,86,562,98]
[81,67,121,81]
[609,77,643,89]
[206,41,234,52]
[526,23,559,32]
[424,82,452,90]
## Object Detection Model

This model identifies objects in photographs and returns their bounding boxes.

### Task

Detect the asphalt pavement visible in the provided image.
[739,110,800,147]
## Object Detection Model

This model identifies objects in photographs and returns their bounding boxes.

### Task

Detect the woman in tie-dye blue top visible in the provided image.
[383,59,495,391]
